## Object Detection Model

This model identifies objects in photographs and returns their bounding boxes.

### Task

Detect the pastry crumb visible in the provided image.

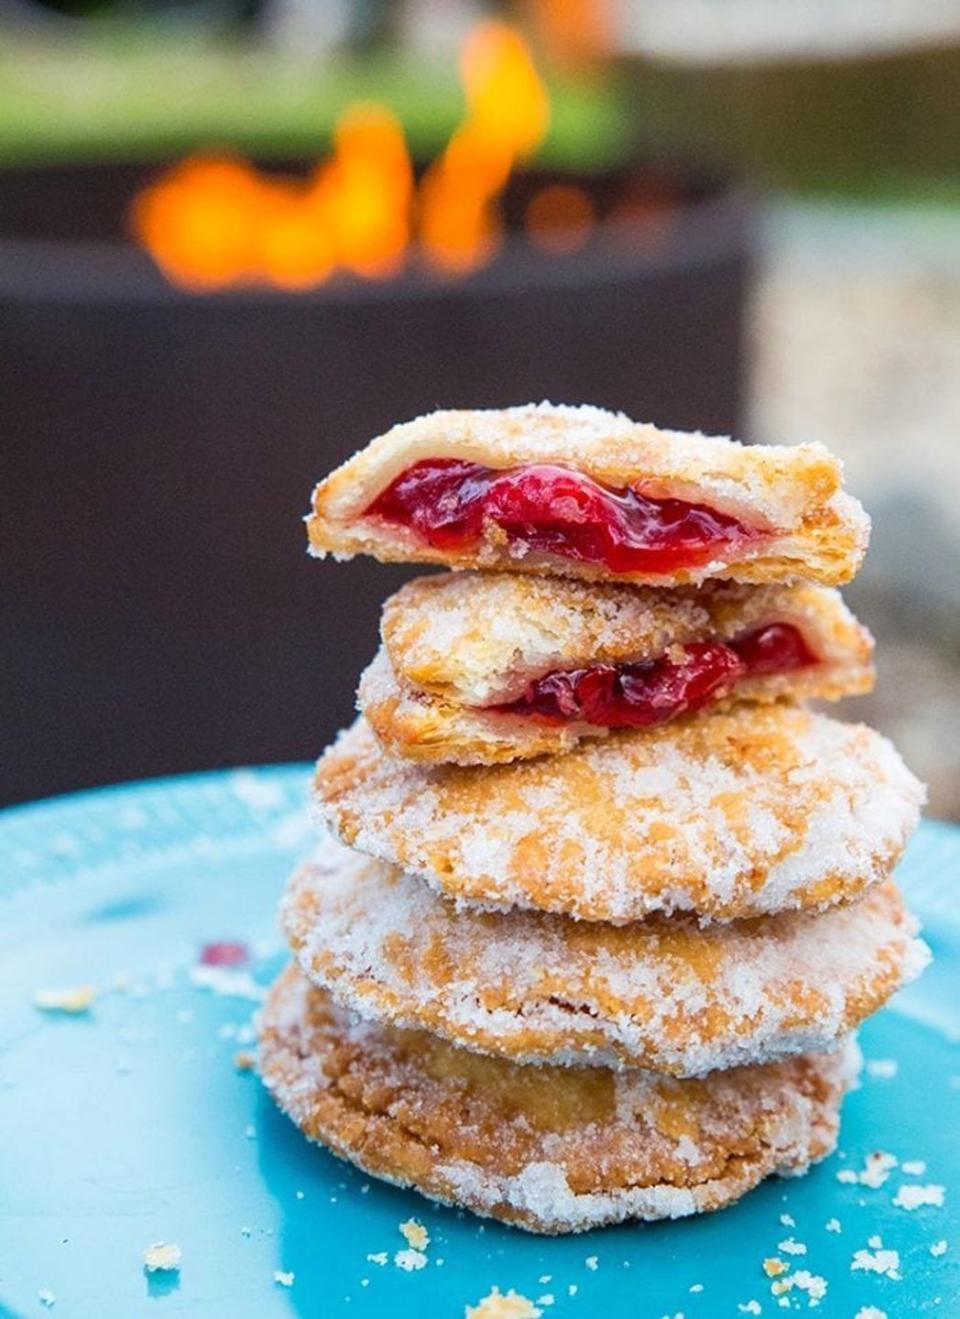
[901,1159,927,1176]
[854,1309,888,1319]
[143,1242,182,1273]
[33,985,96,1014]
[763,1258,788,1277]
[399,1218,430,1251]
[234,1050,256,1071]
[465,1288,542,1319]
[366,1252,388,1267]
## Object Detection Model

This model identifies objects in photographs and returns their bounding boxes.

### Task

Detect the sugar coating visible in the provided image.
[258,964,860,1235]
[282,842,928,1075]
[313,707,924,923]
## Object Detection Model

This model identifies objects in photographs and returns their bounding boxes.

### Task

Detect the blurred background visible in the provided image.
[3,0,959,816]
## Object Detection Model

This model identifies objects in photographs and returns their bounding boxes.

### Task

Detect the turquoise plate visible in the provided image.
[1,767,958,1317]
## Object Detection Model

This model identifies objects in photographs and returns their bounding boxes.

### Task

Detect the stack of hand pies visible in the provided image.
[259,404,929,1234]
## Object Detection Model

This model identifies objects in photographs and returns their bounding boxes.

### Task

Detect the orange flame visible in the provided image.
[132,22,552,289]
[419,20,550,275]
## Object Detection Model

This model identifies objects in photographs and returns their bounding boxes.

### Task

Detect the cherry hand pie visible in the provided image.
[307,404,869,588]
[260,963,859,1234]
[359,572,874,764]
[282,837,927,1076]
[313,706,924,924]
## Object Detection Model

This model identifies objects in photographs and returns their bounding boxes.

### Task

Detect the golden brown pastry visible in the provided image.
[360,573,874,764]
[259,964,859,1234]
[312,707,924,923]
[306,404,868,587]
[281,841,928,1075]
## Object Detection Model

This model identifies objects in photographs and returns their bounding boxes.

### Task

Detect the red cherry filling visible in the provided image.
[367,459,758,574]
[494,623,817,729]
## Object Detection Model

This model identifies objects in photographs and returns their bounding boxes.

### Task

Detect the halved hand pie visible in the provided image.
[307,404,869,587]
[360,573,874,764]
[313,707,924,923]
[260,964,859,1234]
[282,838,928,1075]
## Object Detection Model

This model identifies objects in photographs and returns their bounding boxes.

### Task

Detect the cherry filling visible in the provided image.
[494,624,817,729]
[367,459,758,574]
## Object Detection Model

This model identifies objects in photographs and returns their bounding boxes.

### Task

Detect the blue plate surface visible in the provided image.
[1,767,958,1318]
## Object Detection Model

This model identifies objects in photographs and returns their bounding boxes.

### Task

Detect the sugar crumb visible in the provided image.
[143,1242,182,1273]
[38,1290,56,1308]
[585,1256,599,1271]
[779,1213,796,1227]
[851,1246,901,1280]
[273,1270,294,1288]
[865,1059,898,1079]
[893,1184,945,1211]
[778,1237,807,1256]
[394,1248,427,1272]
[366,1252,388,1267]
[901,1159,927,1176]
[825,1218,842,1233]
[930,1240,948,1257]
[854,1309,888,1319]
[738,1304,761,1315]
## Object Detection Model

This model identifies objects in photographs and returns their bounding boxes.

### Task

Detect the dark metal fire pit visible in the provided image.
[2,160,755,803]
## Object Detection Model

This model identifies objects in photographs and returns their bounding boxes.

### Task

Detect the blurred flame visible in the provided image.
[133,21,555,290]
[419,20,550,275]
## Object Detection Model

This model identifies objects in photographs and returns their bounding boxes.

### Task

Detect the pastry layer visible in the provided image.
[312,707,924,923]
[306,404,869,587]
[282,842,928,1074]
[259,964,858,1234]
[361,575,874,765]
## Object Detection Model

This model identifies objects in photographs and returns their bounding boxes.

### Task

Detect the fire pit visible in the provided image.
[1,144,754,803]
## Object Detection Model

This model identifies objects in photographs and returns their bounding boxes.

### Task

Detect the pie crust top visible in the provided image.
[313,706,924,923]
[282,839,927,1075]
[259,963,858,1234]
[306,404,869,587]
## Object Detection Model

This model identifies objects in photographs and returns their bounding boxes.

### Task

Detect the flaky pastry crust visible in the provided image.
[360,574,875,764]
[306,404,869,587]
[312,708,924,923]
[282,843,928,1075]
[259,964,858,1234]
